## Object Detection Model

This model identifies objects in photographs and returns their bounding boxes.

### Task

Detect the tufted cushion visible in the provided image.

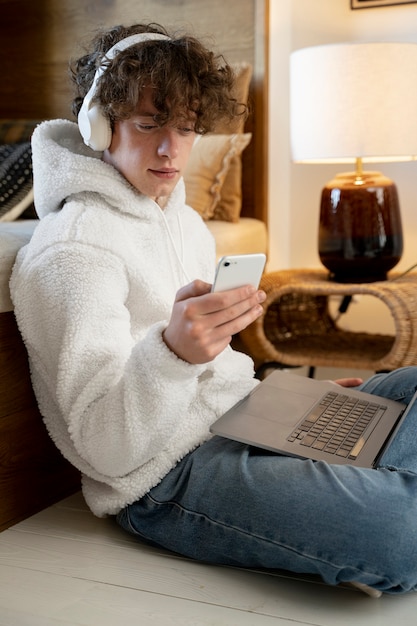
[0,120,41,221]
[0,142,34,221]
[184,133,251,221]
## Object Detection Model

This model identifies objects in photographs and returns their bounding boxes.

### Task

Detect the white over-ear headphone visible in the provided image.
[78,32,170,151]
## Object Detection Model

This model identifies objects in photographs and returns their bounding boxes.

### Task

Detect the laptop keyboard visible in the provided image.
[287,391,386,460]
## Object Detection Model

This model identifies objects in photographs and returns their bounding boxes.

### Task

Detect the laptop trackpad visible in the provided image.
[244,384,316,426]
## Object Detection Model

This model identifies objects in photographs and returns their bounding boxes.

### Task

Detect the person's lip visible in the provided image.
[149,168,179,179]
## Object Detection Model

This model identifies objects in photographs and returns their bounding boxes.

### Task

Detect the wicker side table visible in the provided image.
[239,269,417,374]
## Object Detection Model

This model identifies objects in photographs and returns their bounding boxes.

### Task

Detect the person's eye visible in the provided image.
[178,126,195,135]
[135,123,158,133]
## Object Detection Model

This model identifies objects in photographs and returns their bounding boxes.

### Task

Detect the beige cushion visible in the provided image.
[211,155,243,223]
[206,217,268,262]
[184,133,251,220]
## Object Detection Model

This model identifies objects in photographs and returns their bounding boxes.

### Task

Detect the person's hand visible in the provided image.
[162,279,266,364]
[333,377,363,387]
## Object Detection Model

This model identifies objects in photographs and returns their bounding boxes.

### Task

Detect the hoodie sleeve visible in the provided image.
[11,241,211,478]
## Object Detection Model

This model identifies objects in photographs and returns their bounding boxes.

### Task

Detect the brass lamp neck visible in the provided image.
[354,157,364,185]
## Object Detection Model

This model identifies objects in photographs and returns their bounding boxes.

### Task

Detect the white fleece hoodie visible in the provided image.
[10,120,258,517]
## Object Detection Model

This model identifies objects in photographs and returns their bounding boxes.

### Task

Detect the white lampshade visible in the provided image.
[290,42,417,164]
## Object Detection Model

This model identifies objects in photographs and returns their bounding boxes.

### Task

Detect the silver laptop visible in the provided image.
[210,370,414,467]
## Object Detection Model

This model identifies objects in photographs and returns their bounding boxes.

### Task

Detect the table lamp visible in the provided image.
[290,42,417,283]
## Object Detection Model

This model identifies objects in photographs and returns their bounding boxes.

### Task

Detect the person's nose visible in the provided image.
[157,128,179,159]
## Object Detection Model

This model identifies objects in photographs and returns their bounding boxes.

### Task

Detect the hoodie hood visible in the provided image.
[31,119,186,220]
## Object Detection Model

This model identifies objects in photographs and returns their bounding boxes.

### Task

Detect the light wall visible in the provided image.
[268,0,417,333]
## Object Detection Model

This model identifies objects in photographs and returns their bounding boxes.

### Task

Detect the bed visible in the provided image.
[0,0,269,530]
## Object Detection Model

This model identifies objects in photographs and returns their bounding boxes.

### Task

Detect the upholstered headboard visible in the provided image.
[0,0,268,226]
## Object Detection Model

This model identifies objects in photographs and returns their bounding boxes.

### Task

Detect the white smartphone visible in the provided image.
[211,253,266,293]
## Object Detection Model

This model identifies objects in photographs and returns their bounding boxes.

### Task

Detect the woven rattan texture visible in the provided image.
[239,269,417,371]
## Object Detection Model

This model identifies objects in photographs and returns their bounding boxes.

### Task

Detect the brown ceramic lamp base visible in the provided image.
[318,168,403,283]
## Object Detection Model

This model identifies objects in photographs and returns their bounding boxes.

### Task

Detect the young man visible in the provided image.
[10,23,417,597]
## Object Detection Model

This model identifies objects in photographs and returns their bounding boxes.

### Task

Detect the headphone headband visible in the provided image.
[78,32,170,151]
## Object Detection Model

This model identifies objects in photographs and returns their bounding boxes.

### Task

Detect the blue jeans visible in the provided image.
[117,367,417,594]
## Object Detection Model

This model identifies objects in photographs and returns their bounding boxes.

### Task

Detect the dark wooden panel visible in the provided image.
[0,312,80,531]
[0,406,80,531]
[0,310,36,416]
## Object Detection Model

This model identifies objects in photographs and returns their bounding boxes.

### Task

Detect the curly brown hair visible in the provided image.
[70,23,247,134]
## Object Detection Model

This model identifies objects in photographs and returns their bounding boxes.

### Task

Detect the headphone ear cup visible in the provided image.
[78,34,170,151]
[78,103,112,151]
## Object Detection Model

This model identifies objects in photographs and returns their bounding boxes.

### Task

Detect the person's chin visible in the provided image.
[136,174,180,199]
[154,180,179,198]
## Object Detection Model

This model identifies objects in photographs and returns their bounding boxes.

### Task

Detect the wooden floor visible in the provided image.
[1,367,417,625]
[1,491,417,625]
